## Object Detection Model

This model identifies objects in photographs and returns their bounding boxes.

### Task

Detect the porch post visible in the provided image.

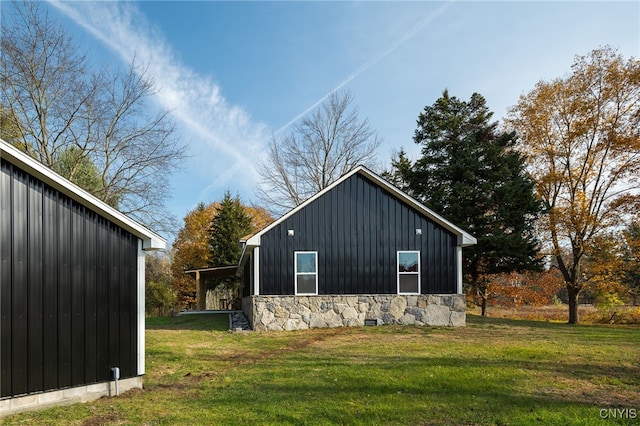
[457,246,463,294]
[196,271,206,311]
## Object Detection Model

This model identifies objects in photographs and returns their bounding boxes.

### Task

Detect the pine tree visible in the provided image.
[171,198,273,309]
[389,90,542,315]
[209,191,253,266]
[207,192,253,304]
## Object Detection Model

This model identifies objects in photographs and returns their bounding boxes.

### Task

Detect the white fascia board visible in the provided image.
[137,240,146,375]
[1,139,166,250]
[246,165,477,248]
[461,233,478,247]
[245,234,261,246]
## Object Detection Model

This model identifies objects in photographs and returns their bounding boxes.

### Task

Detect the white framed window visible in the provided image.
[397,251,420,294]
[295,251,318,295]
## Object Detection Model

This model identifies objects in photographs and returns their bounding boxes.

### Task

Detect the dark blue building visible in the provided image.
[239,166,475,331]
[1,139,165,415]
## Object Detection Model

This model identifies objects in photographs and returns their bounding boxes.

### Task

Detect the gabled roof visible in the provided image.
[245,165,477,248]
[0,138,165,250]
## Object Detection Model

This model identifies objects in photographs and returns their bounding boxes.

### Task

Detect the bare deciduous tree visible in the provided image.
[1,1,185,233]
[256,91,381,214]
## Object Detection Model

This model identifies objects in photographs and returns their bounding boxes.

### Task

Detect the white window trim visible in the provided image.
[397,250,421,295]
[295,251,318,295]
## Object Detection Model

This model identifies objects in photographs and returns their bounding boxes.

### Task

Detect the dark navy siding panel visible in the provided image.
[12,168,29,395]
[71,203,85,386]
[242,259,251,297]
[259,173,458,295]
[119,233,135,378]
[28,177,44,393]
[1,160,13,396]
[57,196,72,389]
[0,158,141,399]
[118,234,129,377]
[95,217,110,383]
[84,211,97,384]
[42,187,59,391]
[108,226,121,375]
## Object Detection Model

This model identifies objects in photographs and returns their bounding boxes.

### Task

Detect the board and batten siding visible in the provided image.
[0,158,139,399]
[258,173,458,295]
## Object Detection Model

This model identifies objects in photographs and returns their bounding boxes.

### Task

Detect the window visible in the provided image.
[398,251,420,294]
[295,251,318,295]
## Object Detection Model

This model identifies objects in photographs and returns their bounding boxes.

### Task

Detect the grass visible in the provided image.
[3,314,640,425]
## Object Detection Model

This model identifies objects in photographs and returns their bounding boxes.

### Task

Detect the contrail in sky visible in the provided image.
[273,0,455,136]
[47,0,453,207]
[48,0,265,204]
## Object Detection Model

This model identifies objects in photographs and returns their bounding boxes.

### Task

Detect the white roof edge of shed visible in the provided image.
[1,138,166,250]
[245,165,477,248]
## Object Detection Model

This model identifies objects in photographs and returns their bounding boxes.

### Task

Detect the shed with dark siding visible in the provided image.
[239,166,476,331]
[0,139,165,415]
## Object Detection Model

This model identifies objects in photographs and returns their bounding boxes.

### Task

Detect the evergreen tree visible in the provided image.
[209,191,253,266]
[207,192,253,303]
[52,146,120,208]
[1,105,23,144]
[171,199,272,309]
[389,90,542,315]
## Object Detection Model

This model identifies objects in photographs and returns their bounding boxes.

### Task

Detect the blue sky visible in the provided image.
[28,1,640,232]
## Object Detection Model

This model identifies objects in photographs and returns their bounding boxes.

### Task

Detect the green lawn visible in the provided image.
[4,314,639,425]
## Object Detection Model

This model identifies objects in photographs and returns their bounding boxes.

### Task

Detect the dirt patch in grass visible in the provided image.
[79,403,128,426]
[181,327,353,384]
[81,413,123,426]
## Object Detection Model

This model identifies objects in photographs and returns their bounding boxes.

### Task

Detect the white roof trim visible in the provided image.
[0,139,166,250]
[246,165,476,248]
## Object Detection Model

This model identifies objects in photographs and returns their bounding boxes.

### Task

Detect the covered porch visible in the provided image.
[184,265,238,311]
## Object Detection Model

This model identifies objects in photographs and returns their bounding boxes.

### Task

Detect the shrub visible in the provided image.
[146,280,178,316]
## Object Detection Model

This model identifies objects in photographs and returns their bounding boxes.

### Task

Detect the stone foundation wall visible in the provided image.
[243,294,465,331]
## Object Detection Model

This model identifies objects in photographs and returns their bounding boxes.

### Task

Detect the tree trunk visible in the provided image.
[567,285,579,324]
[481,294,487,317]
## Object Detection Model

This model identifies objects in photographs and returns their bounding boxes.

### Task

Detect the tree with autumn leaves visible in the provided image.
[170,195,273,309]
[170,202,218,308]
[621,221,640,305]
[508,46,640,324]
[583,220,640,308]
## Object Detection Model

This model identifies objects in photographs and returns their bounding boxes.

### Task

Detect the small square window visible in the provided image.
[295,251,317,295]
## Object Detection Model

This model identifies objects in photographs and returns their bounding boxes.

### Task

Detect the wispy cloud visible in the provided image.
[48,0,453,208]
[48,1,266,205]
[273,0,455,136]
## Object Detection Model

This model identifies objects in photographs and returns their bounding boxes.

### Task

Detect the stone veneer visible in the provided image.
[242,294,465,332]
